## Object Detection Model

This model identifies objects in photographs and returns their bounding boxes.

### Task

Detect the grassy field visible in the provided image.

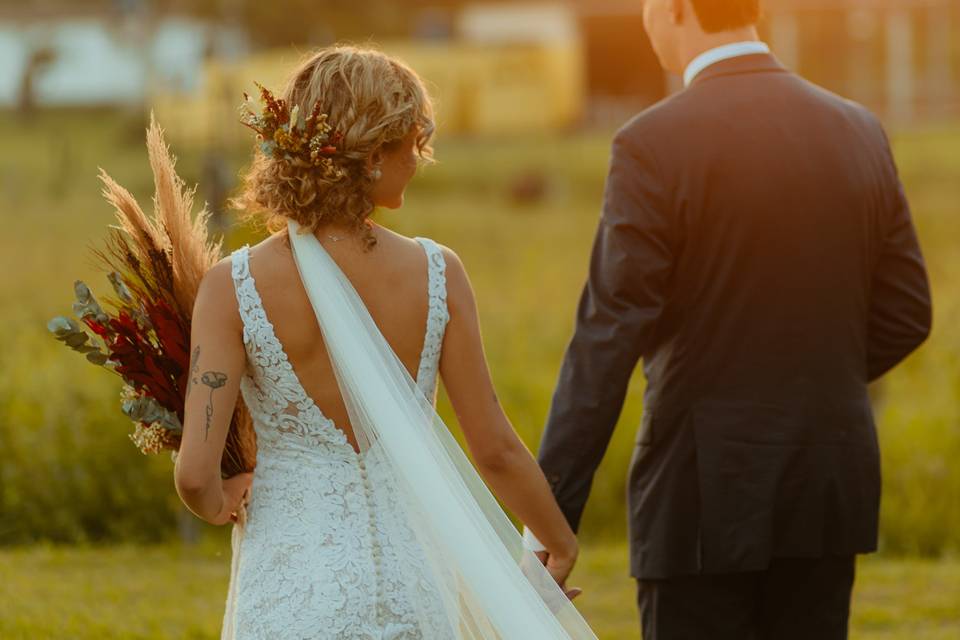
[1,110,957,550]
[0,541,957,640]
[0,110,958,636]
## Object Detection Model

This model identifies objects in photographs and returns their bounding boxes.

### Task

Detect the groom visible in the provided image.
[528,0,932,638]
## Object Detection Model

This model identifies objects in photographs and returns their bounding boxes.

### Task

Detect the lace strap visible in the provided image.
[413,237,449,391]
[415,237,450,327]
[230,246,257,336]
[230,245,251,283]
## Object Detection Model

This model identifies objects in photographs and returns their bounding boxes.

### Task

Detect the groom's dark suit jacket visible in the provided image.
[538,54,932,580]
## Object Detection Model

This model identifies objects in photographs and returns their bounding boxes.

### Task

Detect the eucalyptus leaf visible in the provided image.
[107,272,134,303]
[121,395,182,432]
[132,307,153,330]
[72,281,109,324]
[47,316,81,337]
[260,140,277,156]
[86,351,109,366]
[65,332,90,349]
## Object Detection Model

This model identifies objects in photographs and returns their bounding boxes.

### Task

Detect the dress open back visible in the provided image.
[222,237,456,640]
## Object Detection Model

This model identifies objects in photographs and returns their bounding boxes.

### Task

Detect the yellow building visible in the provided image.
[151,3,586,148]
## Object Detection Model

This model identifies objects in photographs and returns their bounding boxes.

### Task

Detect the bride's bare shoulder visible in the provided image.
[370,225,439,267]
[372,224,423,253]
[193,254,243,330]
[245,231,289,265]
[193,233,291,324]
[198,251,237,294]
[198,233,272,292]
[372,226,472,307]
[432,243,472,317]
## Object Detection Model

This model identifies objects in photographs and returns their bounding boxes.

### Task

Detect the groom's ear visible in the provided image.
[669,0,686,25]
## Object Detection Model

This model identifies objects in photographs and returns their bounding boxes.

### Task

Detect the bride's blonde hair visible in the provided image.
[234,45,435,247]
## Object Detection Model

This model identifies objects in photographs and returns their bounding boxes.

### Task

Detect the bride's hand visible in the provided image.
[536,544,582,601]
[210,472,254,526]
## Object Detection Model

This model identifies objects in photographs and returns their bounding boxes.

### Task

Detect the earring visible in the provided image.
[370,167,383,181]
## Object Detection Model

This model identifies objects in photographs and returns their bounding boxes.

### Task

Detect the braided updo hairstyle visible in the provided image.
[234,45,436,249]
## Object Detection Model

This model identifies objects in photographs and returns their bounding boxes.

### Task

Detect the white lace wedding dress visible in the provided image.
[222,238,455,639]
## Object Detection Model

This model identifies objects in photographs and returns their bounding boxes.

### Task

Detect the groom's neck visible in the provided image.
[677,25,761,72]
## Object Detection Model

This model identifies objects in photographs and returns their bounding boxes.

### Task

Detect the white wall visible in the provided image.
[0,16,246,107]
[459,2,579,44]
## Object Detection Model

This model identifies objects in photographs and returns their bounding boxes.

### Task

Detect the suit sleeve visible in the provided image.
[536,131,674,533]
[866,125,932,382]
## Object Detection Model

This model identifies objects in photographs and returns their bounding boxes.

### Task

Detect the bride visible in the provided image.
[172,46,597,639]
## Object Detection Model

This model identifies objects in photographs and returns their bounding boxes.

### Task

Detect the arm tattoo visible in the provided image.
[186,345,201,399]
[200,371,229,441]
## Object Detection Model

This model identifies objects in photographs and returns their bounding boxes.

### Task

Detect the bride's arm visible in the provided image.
[173,259,251,525]
[438,247,579,582]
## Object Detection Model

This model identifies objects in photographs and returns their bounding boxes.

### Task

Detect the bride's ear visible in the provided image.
[365,147,384,181]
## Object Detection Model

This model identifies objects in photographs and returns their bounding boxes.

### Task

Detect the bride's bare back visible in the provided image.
[245,225,436,450]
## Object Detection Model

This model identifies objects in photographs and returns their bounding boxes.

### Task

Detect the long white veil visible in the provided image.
[287,220,597,639]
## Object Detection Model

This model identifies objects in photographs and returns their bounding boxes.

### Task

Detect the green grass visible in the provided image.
[0,542,956,639]
[0,109,958,555]
[0,108,958,638]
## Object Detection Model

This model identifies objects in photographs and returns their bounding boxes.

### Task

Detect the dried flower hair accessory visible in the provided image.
[240,82,346,181]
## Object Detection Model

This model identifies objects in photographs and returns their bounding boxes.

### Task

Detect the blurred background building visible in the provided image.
[575,0,957,122]
[1,0,956,134]
[764,0,957,121]
[0,1,246,114]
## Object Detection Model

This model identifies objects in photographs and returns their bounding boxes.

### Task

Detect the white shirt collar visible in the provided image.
[683,41,771,87]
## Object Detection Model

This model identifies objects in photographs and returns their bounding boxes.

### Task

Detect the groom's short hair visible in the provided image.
[690,0,761,33]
